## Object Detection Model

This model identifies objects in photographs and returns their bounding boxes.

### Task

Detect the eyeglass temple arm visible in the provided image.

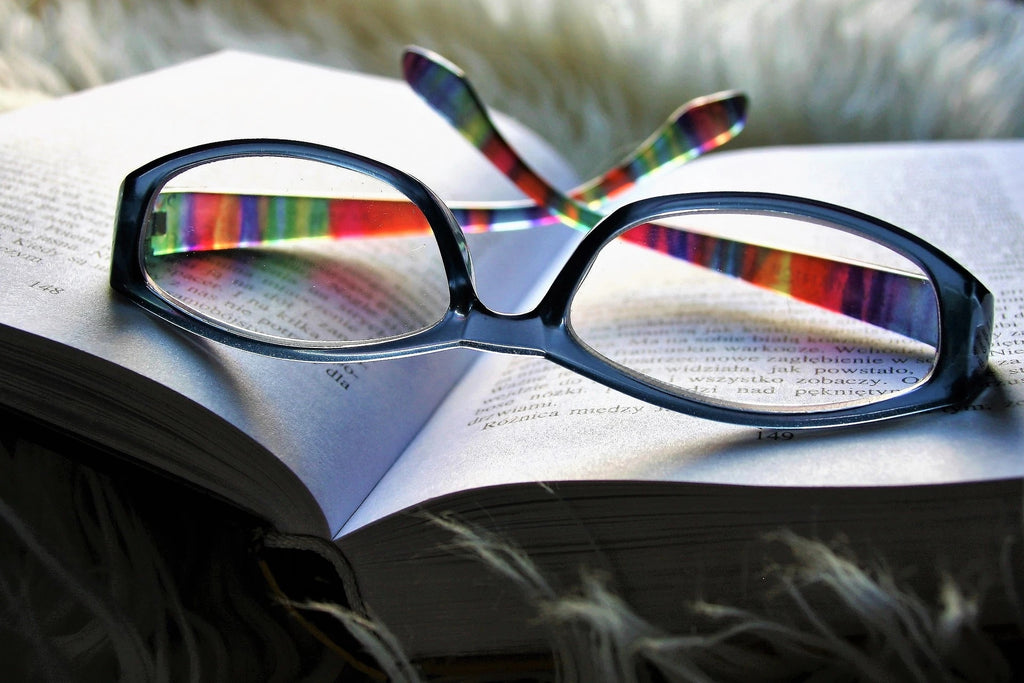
[402,46,749,229]
[444,86,749,231]
[443,85,749,231]
[145,90,750,251]
[148,59,753,247]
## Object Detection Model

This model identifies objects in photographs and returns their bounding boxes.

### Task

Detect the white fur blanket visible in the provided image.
[2,1,1023,680]
[2,0,1022,176]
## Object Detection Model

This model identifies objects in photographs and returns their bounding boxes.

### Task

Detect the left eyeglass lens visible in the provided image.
[141,155,451,345]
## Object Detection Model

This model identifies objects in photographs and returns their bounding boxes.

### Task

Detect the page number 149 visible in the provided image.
[757,430,794,441]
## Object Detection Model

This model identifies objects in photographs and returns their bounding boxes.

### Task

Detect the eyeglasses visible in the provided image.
[110,47,993,429]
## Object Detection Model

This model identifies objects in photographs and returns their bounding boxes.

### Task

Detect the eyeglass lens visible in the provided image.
[570,211,939,412]
[141,156,450,344]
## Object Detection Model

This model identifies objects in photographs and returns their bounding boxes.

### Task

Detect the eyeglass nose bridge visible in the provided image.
[458,305,551,356]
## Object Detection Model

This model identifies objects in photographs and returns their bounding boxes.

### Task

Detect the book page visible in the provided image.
[0,51,577,535]
[341,140,1024,534]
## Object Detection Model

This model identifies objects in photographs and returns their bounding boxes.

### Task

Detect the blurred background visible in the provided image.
[1,0,1022,177]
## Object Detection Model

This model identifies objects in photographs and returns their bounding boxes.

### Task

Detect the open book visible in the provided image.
[1,51,1021,657]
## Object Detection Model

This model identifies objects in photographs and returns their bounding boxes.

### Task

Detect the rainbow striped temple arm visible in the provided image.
[145,88,748,253]
[147,56,754,251]
[401,46,748,228]
[445,85,751,232]
[148,50,754,254]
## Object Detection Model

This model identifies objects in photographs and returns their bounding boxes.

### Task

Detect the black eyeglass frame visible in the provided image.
[111,139,994,430]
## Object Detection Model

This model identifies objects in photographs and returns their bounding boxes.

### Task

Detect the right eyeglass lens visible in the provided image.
[568,209,940,412]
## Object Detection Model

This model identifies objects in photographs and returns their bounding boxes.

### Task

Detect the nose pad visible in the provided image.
[462,307,549,355]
